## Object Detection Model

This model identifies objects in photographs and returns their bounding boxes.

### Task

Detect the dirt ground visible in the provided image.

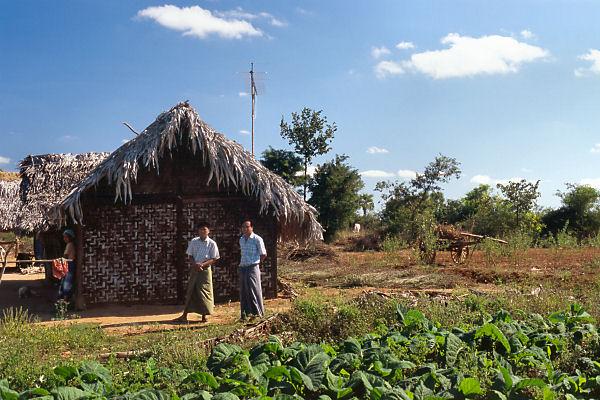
[0,269,294,334]
[2,246,600,334]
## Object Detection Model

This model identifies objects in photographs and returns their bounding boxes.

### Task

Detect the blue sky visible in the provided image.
[2,1,600,208]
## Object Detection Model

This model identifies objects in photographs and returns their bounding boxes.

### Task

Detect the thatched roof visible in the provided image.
[0,179,20,231]
[59,102,323,242]
[19,153,109,232]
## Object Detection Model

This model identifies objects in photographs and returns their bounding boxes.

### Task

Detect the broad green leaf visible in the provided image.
[19,387,51,400]
[289,366,314,391]
[475,323,511,353]
[211,393,240,400]
[542,387,556,400]
[207,343,244,373]
[515,378,547,390]
[0,385,19,400]
[264,366,291,381]
[79,361,112,384]
[53,366,79,381]
[183,372,219,389]
[292,345,330,388]
[490,390,507,400]
[180,392,212,400]
[458,378,483,396]
[444,333,463,367]
[49,387,91,400]
[343,338,362,355]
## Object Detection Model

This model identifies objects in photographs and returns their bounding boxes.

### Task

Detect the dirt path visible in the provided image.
[0,271,294,334]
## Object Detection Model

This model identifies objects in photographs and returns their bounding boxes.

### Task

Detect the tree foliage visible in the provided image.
[260,146,303,186]
[376,155,461,240]
[280,108,337,200]
[308,155,363,242]
[542,184,600,240]
[496,179,541,230]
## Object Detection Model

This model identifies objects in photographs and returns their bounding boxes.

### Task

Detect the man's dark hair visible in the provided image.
[197,221,210,229]
[241,220,253,227]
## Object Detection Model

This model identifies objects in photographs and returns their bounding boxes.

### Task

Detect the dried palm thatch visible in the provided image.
[19,153,109,232]
[0,179,20,231]
[59,102,323,242]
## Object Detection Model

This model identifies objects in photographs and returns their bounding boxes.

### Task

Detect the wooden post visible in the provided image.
[74,224,86,310]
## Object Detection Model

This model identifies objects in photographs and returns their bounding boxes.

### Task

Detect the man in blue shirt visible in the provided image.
[239,220,267,319]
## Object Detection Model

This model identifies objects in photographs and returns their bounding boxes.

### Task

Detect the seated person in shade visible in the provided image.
[58,229,77,300]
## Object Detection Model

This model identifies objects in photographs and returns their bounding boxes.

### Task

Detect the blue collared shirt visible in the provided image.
[239,232,267,267]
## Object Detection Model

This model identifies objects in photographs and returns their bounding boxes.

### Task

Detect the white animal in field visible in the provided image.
[353,223,361,233]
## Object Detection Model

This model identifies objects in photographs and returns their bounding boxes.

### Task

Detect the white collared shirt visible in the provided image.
[239,232,267,266]
[186,236,220,263]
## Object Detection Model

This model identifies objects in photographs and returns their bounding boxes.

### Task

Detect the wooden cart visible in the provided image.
[419,225,507,264]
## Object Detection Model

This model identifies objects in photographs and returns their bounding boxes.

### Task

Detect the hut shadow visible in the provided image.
[99,319,208,330]
[0,271,57,320]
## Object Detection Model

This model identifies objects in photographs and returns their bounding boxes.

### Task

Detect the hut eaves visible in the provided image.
[59,102,324,242]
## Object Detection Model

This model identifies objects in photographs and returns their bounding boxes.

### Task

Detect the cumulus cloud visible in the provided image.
[407,33,549,79]
[581,178,600,188]
[360,170,396,178]
[239,91,249,97]
[376,33,548,79]
[295,165,317,177]
[215,8,286,27]
[137,5,263,39]
[371,46,391,59]
[374,60,405,78]
[591,143,600,153]
[470,175,526,185]
[520,30,535,40]
[0,156,10,165]
[396,41,414,50]
[575,49,600,77]
[239,129,250,135]
[397,169,417,180]
[366,146,389,154]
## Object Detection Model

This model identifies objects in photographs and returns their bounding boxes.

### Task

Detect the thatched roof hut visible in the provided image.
[18,153,108,232]
[0,175,20,232]
[54,102,322,306]
[60,102,322,242]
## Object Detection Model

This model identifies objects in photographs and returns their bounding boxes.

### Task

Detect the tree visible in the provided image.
[358,193,374,216]
[376,154,461,240]
[260,147,303,186]
[496,179,540,230]
[308,155,363,242]
[542,184,600,240]
[280,108,337,200]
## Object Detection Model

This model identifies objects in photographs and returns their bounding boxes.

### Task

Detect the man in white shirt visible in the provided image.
[239,220,267,319]
[175,221,220,323]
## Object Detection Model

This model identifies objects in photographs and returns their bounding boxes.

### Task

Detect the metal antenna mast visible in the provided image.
[250,62,257,157]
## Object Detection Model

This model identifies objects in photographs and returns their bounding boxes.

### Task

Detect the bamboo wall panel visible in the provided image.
[82,203,177,304]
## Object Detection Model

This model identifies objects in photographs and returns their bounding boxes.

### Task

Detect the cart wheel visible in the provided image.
[450,246,470,264]
[419,240,437,264]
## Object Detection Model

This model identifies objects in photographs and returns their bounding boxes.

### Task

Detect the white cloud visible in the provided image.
[520,30,535,40]
[366,146,389,154]
[137,5,263,40]
[215,8,287,27]
[371,46,391,59]
[521,167,533,173]
[397,169,417,180]
[591,143,600,153]
[59,135,78,142]
[375,60,405,79]
[575,49,600,77]
[0,156,10,165]
[296,165,317,177]
[470,174,492,184]
[383,33,548,79]
[581,178,600,188]
[239,91,249,97]
[396,41,414,50]
[470,174,525,185]
[239,130,250,135]
[360,170,396,178]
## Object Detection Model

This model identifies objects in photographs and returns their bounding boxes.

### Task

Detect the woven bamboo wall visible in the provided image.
[82,202,178,304]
